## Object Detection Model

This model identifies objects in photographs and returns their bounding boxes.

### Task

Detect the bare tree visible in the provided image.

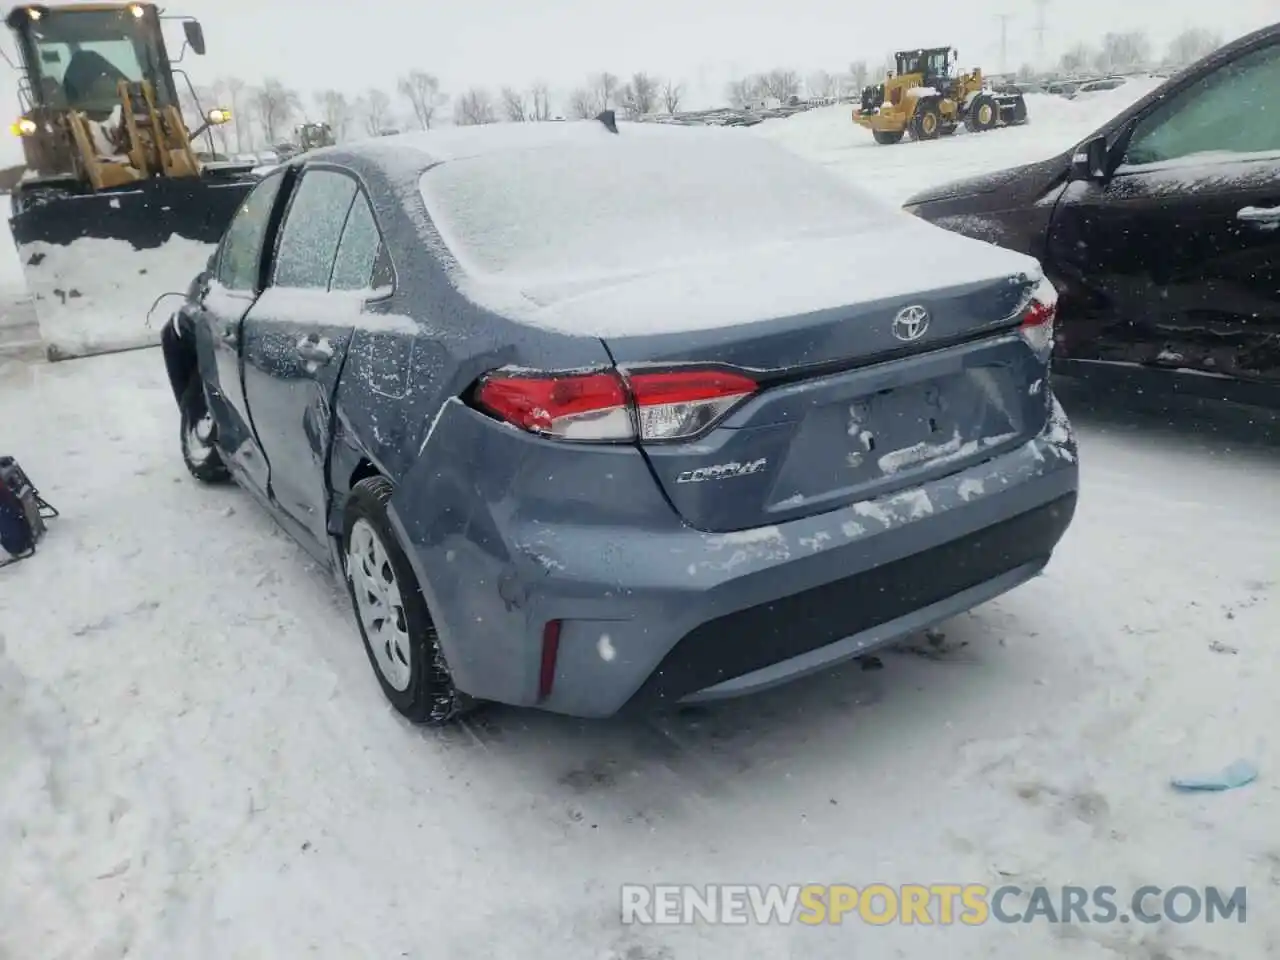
[500,86,528,122]
[1094,31,1151,75]
[726,76,759,109]
[848,60,869,93]
[760,69,801,101]
[1016,62,1037,81]
[360,88,392,136]
[454,87,496,125]
[316,90,352,142]
[529,81,551,121]
[661,78,683,114]
[251,78,300,146]
[1166,27,1222,67]
[398,71,444,130]
[591,72,620,112]
[1058,43,1093,75]
[807,70,837,99]
[619,72,658,119]
[220,76,247,153]
[568,87,597,119]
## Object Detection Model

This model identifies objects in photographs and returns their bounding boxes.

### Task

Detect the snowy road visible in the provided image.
[3,347,1279,960]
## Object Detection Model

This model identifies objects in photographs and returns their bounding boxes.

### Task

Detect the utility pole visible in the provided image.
[994,13,1014,75]
[1033,0,1050,69]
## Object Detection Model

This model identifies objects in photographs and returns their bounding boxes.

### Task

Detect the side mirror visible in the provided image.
[183,20,206,56]
[1070,135,1109,182]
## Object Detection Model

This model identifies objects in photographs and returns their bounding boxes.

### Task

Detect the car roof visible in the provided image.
[301,116,760,174]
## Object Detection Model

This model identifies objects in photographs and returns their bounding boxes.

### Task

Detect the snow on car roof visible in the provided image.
[361,116,683,165]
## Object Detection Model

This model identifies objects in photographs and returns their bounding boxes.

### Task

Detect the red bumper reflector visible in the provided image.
[538,620,562,702]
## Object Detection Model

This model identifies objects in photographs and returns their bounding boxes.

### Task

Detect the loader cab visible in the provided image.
[6,3,180,119]
[894,47,955,88]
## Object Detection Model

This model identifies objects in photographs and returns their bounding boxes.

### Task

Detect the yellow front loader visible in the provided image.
[852,47,1029,144]
[4,2,259,360]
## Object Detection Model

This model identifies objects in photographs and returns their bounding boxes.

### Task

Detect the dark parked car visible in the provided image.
[904,22,1279,408]
[161,117,1078,724]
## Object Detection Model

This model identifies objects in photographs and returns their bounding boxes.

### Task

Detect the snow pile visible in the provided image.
[755,79,1164,206]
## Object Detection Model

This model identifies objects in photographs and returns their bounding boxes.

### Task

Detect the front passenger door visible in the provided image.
[240,166,365,550]
[194,170,287,497]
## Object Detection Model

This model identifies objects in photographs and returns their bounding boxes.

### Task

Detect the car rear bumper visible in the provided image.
[389,396,1079,718]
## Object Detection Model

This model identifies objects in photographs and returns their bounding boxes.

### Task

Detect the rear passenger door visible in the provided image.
[240,166,366,549]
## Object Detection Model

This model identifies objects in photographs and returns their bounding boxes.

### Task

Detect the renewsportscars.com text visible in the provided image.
[621,884,1247,926]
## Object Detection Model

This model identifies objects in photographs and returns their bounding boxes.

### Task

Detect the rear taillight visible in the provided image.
[474,370,632,440]
[473,367,757,442]
[628,370,757,441]
[1018,276,1057,359]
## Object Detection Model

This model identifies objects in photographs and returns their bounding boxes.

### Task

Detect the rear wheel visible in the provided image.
[872,129,905,145]
[180,374,230,483]
[967,94,999,132]
[343,476,473,725]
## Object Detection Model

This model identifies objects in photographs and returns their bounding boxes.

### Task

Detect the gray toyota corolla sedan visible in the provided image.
[161,113,1079,724]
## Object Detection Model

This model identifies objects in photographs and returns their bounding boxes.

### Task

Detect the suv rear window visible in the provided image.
[419,130,896,282]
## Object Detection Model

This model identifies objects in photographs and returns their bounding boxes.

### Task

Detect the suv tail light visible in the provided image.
[473,367,758,442]
[1018,276,1057,359]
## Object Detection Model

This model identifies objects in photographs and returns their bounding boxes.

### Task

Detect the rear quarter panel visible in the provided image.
[323,154,616,524]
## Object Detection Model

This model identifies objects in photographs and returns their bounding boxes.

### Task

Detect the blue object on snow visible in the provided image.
[1171,759,1259,792]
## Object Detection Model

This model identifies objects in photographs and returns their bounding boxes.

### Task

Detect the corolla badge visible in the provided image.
[675,458,768,484]
[891,304,931,342]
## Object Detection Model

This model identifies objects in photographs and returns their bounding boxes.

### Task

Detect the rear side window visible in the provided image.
[216,172,284,291]
[330,194,384,292]
[1124,44,1280,166]
[273,169,358,289]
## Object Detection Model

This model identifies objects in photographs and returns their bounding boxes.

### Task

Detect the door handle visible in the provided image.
[295,335,334,365]
[1237,205,1280,224]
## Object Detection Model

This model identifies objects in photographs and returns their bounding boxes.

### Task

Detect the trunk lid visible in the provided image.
[577,242,1047,533]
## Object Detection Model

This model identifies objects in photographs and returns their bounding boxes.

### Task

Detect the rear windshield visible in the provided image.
[418,133,896,282]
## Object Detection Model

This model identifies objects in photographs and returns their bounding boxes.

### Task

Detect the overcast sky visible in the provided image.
[0,0,1274,161]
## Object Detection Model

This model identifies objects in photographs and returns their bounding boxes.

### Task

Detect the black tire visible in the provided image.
[910,101,942,141]
[967,94,999,132]
[342,476,473,725]
[1010,96,1029,125]
[180,374,230,483]
[872,129,905,145]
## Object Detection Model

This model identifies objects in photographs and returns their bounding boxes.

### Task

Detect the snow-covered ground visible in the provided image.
[3,79,1279,959]
[753,81,1164,204]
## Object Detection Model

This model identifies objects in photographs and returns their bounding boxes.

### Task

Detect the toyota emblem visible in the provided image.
[891,305,931,342]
